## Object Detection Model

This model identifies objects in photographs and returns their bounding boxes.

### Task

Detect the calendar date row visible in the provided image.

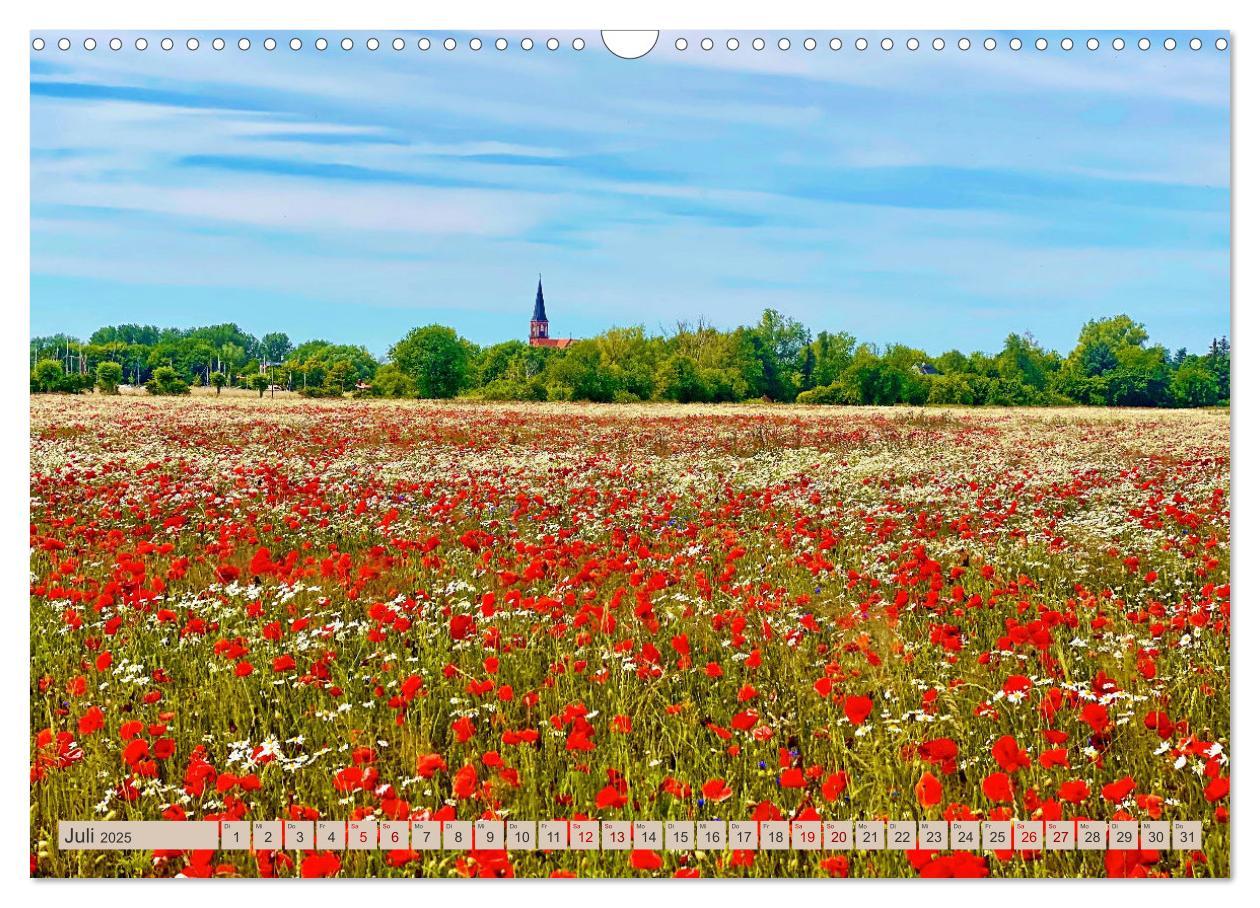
[58,818,1204,854]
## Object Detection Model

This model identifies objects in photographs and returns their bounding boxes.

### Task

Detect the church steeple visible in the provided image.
[530,274,549,341]
[533,275,547,323]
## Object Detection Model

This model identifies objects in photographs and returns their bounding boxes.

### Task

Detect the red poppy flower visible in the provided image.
[821,772,849,801]
[702,778,733,802]
[630,850,663,871]
[919,853,989,878]
[595,784,628,809]
[1101,776,1136,803]
[915,771,942,807]
[301,851,341,878]
[1205,776,1230,802]
[416,753,447,778]
[992,735,1030,773]
[778,767,806,788]
[1038,748,1069,769]
[844,695,874,726]
[1058,780,1090,803]
[452,763,478,799]
[982,772,1013,803]
[77,707,104,736]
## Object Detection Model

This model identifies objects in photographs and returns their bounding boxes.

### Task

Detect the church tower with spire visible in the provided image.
[528,275,574,348]
[529,275,549,343]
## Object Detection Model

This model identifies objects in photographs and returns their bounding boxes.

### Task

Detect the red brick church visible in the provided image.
[528,276,574,348]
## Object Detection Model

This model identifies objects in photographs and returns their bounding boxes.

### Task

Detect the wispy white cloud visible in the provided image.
[30,31,1230,354]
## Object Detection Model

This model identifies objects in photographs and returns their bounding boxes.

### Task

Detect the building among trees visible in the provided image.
[528,276,575,349]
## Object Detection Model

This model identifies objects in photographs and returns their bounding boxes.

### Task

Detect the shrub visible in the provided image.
[364,364,416,399]
[927,373,980,406]
[796,382,857,405]
[462,378,544,402]
[145,366,191,396]
[1170,362,1220,408]
[95,361,123,395]
[31,359,69,393]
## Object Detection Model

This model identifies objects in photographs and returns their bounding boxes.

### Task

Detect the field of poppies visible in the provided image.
[29,396,1230,878]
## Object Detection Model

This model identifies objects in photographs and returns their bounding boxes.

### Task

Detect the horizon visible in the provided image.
[31,31,1230,358]
[28,298,1231,362]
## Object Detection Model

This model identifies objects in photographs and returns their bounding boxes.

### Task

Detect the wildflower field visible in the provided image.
[29,397,1230,878]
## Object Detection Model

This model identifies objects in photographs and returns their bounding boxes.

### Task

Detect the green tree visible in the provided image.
[95,360,123,395]
[1072,315,1150,359]
[881,344,932,405]
[543,341,618,402]
[796,382,857,405]
[1058,315,1170,406]
[670,321,754,401]
[927,372,981,405]
[287,341,378,394]
[933,349,971,375]
[1080,341,1119,377]
[209,371,227,395]
[248,373,271,398]
[594,326,659,400]
[389,326,470,399]
[1169,360,1219,408]
[656,354,709,402]
[838,346,903,405]
[1108,345,1171,406]
[752,309,811,401]
[145,366,190,396]
[31,359,66,393]
[1206,336,1230,402]
[809,331,856,388]
[800,345,817,391]
[89,324,161,347]
[996,332,1049,391]
[364,364,417,398]
[218,342,247,382]
[259,332,293,366]
[984,377,1037,406]
[473,341,538,386]
[324,361,354,394]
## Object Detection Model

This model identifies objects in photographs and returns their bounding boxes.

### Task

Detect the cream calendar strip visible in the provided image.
[57,819,1204,853]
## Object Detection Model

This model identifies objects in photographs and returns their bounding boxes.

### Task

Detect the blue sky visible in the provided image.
[30,31,1230,357]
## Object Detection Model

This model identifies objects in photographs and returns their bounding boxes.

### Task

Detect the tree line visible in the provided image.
[30,311,1229,408]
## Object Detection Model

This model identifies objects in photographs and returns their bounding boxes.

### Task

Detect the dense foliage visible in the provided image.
[31,312,1229,407]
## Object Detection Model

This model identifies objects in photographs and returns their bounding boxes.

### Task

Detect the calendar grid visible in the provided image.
[56,818,1204,854]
